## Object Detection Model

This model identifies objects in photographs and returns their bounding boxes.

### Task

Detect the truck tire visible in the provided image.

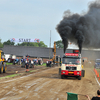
[59,68,61,75]
[3,64,7,73]
[13,61,15,65]
[0,65,3,74]
[61,75,64,79]
[82,70,85,77]
[78,76,81,80]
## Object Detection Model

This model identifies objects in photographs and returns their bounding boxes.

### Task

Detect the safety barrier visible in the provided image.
[94,68,100,79]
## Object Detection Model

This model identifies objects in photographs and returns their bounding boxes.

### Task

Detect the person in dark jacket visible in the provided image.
[86,90,100,100]
[25,60,30,72]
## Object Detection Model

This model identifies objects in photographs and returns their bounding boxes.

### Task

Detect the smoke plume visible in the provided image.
[56,0,100,53]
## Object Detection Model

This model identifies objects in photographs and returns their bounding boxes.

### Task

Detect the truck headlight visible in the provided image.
[77,72,79,74]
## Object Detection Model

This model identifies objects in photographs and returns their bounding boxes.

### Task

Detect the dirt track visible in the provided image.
[0,65,99,100]
[0,65,45,77]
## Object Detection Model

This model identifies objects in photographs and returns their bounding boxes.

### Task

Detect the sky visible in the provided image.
[0,0,95,48]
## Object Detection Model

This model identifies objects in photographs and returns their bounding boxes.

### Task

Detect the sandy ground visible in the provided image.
[0,64,99,100]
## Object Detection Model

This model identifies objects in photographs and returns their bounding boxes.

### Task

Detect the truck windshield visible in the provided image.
[62,58,81,65]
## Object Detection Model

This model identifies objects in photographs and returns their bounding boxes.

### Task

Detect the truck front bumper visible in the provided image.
[61,70,81,76]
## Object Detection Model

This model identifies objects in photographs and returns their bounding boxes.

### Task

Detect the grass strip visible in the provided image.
[0,74,20,79]
[6,63,13,65]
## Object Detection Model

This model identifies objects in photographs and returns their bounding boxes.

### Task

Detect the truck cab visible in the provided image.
[59,50,85,80]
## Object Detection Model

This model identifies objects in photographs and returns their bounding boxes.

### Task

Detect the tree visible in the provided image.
[0,39,3,48]
[55,40,64,48]
[38,41,47,47]
[3,40,15,45]
[16,41,47,47]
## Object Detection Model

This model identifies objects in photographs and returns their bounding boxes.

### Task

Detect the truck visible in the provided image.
[7,54,16,63]
[94,59,100,69]
[59,50,85,80]
[4,54,10,62]
[0,50,7,73]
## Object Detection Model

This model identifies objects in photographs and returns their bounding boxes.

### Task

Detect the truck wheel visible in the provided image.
[78,76,81,80]
[3,65,7,73]
[59,68,61,75]
[13,62,15,65]
[82,70,85,77]
[61,75,64,79]
[0,65,3,73]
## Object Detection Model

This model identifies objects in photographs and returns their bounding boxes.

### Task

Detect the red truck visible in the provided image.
[59,50,85,80]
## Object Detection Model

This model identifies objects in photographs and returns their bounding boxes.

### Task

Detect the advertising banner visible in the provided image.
[10,38,40,43]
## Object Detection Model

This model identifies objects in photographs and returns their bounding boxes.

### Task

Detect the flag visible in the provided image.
[67,92,78,100]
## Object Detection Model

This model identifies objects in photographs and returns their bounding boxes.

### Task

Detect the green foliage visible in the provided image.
[55,40,63,48]
[1,39,47,48]
[0,39,3,48]
[3,40,15,45]
[16,41,47,47]
[38,41,47,47]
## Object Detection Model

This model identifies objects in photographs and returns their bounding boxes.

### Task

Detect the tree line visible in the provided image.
[0,39,64,48]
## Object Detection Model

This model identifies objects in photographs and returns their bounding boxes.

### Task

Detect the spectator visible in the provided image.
[86,90,100,100]
[49,60,52,67]
[46,60,49,67]
[36,59,38,66]
[31,59,34,68]
[21,58,23,63]
[25,60,30,72]
[34,59,37,65]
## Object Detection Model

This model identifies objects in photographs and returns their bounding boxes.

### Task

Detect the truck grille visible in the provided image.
[66,66,77,70]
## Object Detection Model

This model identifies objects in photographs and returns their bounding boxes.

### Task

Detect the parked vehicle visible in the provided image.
[4,54,10,62]
[8,54,16,63]
[94,59,100,69]
[13,59,21,65]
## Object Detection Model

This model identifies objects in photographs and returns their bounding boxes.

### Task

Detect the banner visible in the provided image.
[10,38,40,43]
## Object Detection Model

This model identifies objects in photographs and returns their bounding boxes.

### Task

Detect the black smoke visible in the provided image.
[56,0,100,53]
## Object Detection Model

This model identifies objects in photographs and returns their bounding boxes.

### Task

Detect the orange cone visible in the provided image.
[97,73,99,77]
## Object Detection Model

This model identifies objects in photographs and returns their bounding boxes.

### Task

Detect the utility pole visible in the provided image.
[49,30,51,60]
[50,30,51,48]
